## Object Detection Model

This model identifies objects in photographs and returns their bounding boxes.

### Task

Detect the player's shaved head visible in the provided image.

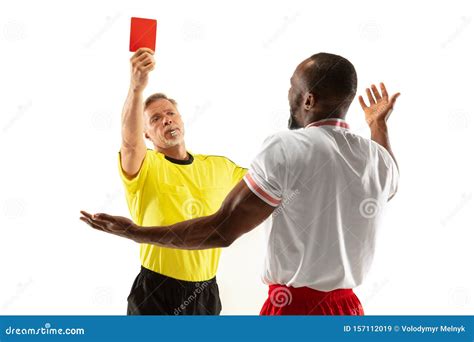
[288,53,357,129]
[300,53,357,104]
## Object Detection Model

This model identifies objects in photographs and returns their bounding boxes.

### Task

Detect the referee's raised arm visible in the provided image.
[120,48,155,179]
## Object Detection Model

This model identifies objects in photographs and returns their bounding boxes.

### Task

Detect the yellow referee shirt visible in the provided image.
[118,149,247,282]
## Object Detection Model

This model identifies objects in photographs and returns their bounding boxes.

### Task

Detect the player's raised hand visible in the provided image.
[359,82,400,126]
[130,48,155,92]
[80,211,140,242]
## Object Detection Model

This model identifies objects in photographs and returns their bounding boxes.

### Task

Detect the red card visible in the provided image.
[129,17,157,52]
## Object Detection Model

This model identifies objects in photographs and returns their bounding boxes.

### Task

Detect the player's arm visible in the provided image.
[80,180,275,249]
[120,48,155,178]
[359,82,400,201]
[359,82,400,170]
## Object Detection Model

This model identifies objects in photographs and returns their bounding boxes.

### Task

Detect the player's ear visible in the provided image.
[304,92,316,110]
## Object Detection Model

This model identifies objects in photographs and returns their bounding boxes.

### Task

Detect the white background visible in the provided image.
[1,0,473,315]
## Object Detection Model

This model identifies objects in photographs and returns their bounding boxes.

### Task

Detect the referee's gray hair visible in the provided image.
[144,93,178,111]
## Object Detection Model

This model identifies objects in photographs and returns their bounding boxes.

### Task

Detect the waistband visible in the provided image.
[269,284,354,301]
[140,266,217,289]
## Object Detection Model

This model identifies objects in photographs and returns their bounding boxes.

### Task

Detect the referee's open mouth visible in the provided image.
[165,127,180,137]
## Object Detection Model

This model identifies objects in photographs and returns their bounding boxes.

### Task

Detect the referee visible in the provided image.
[117,48,246,315]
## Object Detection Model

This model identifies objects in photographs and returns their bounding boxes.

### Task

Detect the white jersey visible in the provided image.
[244,118,399,291]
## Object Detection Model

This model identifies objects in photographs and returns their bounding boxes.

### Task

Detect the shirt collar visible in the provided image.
[164,152,194,165]
[305,118,350,129]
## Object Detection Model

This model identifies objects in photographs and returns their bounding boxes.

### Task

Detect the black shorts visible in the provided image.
[126,266,222,315]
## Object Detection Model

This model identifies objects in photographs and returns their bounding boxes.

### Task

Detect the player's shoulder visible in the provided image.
[262,129,307,149]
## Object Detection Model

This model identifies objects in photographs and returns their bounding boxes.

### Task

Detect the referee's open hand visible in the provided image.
[80,211,140,242]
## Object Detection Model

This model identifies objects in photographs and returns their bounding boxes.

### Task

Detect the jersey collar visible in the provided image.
[165,152,194,165]
[305,118,350,129]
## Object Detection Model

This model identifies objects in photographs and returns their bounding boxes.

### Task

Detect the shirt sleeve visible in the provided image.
[231,165,248,187]
[376,145,399,199]
[388,156,399,198]
[117,150,151,195]
[243,134,287,207]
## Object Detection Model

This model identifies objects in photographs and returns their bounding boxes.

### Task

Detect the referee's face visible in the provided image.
[144,99,185,148]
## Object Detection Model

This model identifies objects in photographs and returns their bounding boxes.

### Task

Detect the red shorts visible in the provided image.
[260,284,364,315]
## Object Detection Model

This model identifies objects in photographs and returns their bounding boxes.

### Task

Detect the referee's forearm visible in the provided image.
[121,87,145,149]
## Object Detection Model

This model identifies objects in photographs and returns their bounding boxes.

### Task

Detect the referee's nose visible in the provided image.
[162,117,173,127]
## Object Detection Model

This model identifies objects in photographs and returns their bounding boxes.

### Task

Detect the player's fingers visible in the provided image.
[371,84,382,101]
[358,95,368,110]
[80,210,93,219]
[380,82,389,99]
[80,217,105,231]
[389,92,401,107]
[89,217,116,232]
[93,213,114,221]
[366,88,376,105]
